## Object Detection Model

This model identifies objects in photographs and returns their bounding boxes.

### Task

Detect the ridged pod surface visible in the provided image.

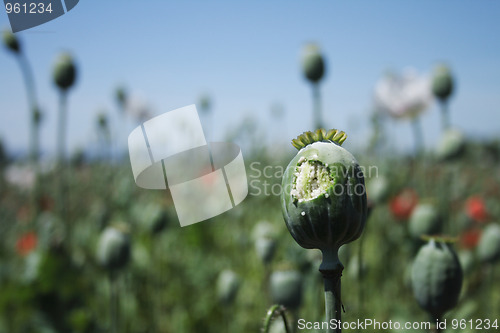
[281,129,367,270]
[411,239,463,320]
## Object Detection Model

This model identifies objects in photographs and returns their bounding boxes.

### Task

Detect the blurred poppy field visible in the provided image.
[1,2,500,333]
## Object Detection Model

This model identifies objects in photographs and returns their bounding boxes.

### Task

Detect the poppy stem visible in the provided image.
[312,83,323,130]
[320,248,343,333]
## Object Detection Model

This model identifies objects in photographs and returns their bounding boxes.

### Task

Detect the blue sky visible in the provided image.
[1,1,499,158]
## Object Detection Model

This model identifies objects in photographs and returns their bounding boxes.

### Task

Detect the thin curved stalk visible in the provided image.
[16,54,39,164]
[262,304,292,333]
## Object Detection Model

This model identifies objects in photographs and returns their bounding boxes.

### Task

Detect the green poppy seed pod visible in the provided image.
[281,129,367,271]
[409,204,442,239]
[97,113,108,130]
[411,239,463,320]
[432,65,454,101]
[367,176,389,204]
[301,44,325,84]
[97,226,131,271]
[53,53,77,91]
[477,224,500,264]
[116,86,127,109]
[269,270,303,310]
[436,129,465,161]
[2,30,20,53]
[252,221,277,265]
[458,250,475,276]
[216,269,240,305]
[255,238,276,265]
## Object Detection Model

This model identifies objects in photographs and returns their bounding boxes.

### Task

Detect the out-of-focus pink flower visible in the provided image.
[374,69,433,119]
[16,231,37,256]
[459,228,482,249]
[465,196,488,223]
[390,188,419,221]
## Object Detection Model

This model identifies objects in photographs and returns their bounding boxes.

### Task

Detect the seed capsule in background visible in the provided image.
[252,221,277,265]
[53,53,77,91]
[408,203,442,239]
[115,86,127,109]
[477,223,500,264]
[301,43,325,84]
[216,269,240,306]
[281,129,367,269]
[411,239,463,320]
[432,65,454,102]
[435,128,465,161]
[269,270,303,310]
[97,226,131,271]
[2,30,20,53]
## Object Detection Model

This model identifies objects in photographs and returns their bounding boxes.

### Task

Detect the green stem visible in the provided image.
[16,53,41,219]
[262,304,292,333]
[440,100,450,132]
[56,91,69,226]
[320,248,343,333]
[16,54,39,164]
[109,272,119,333]
[411,117,424,156]
[312,83,323,130]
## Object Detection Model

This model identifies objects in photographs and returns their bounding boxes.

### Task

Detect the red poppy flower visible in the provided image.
[465,196,488,223]
[16,231,37,256]
[459,228,482,249]
[390,188,418,221]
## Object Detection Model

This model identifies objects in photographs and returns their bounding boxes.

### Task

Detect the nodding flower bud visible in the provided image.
[281,129,367,271]
[432,65,454,102]
[411,239,462,320]
[216,269,240,305]
[53,53,77,91]
[269,269,303,310]
[301,43,325,84]
[477,223,500,264]
[2,30,20,53]
[97,225,131,271]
